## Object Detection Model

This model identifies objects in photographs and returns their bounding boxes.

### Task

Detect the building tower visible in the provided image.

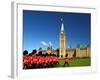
[59,19,66,58]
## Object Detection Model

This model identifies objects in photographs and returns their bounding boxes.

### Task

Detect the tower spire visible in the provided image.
[61,23,64,31]
[61,18,64,31]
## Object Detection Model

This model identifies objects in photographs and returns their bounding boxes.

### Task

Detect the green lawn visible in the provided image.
[56,57,91,67]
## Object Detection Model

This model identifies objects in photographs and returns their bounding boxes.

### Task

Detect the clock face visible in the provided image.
[61,31,63,34]
[60,32,65,38]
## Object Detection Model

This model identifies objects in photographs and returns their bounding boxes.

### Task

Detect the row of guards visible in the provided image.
[23,49,69,69]
[23,49,59,69]
[23,54,59,69]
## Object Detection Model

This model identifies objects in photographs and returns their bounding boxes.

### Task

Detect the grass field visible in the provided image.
[23,57,91,69]
[56,57,91,67]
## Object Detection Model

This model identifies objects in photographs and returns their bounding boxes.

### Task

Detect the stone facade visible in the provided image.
[42,47,90,58]
[66,47,91,58]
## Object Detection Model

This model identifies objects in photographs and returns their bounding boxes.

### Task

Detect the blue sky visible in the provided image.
[23,10,91,53]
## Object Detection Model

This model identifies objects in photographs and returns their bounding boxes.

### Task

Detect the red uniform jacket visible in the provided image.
[64,57,69,62]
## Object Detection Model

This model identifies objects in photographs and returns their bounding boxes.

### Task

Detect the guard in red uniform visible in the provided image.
[23,55,29,65]
[38,56,43,68]
[63,54,69,67]
[48,56,53,67]
[44,56,48,67]
[23,54,29,69]
[55,57,59,64]
[31,56,38,68]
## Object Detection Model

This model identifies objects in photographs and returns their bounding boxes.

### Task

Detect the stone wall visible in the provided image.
[42,47,91,58]
[66,47,91,58]
[66,49,75,58]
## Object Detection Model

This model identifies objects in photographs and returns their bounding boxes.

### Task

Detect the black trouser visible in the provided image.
[63,62,69,67]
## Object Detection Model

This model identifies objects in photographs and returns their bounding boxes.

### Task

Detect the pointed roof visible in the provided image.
[61,23,64,31]
[60,18,64,32]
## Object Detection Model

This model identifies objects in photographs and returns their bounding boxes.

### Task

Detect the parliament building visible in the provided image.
[59,20,90,58]
[43,19,91,58]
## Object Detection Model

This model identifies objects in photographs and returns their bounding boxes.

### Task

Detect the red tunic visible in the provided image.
[38,56,44,64]
[55,57,58,62]
[44,57,48,64]
[49,57,52,63]
[32,54,36,58]
[64,57,69,62]
[23,55,29,64]
[32,56,38,64]
[28,56,33,64]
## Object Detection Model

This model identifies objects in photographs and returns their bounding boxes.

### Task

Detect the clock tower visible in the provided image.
[59,19,66,58]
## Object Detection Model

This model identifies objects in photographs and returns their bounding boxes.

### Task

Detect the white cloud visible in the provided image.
[48,41,52,46]
[41,41,52,47]
[41,41,48,46]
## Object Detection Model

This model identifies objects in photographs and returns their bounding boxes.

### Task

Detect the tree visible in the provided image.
[38,51,42,56]
[73,50,76,58]
[56,48,59,57]
[77,44,80,48]
[87,44,90,47]
[47,47,50,50]
[68,45,72,48]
